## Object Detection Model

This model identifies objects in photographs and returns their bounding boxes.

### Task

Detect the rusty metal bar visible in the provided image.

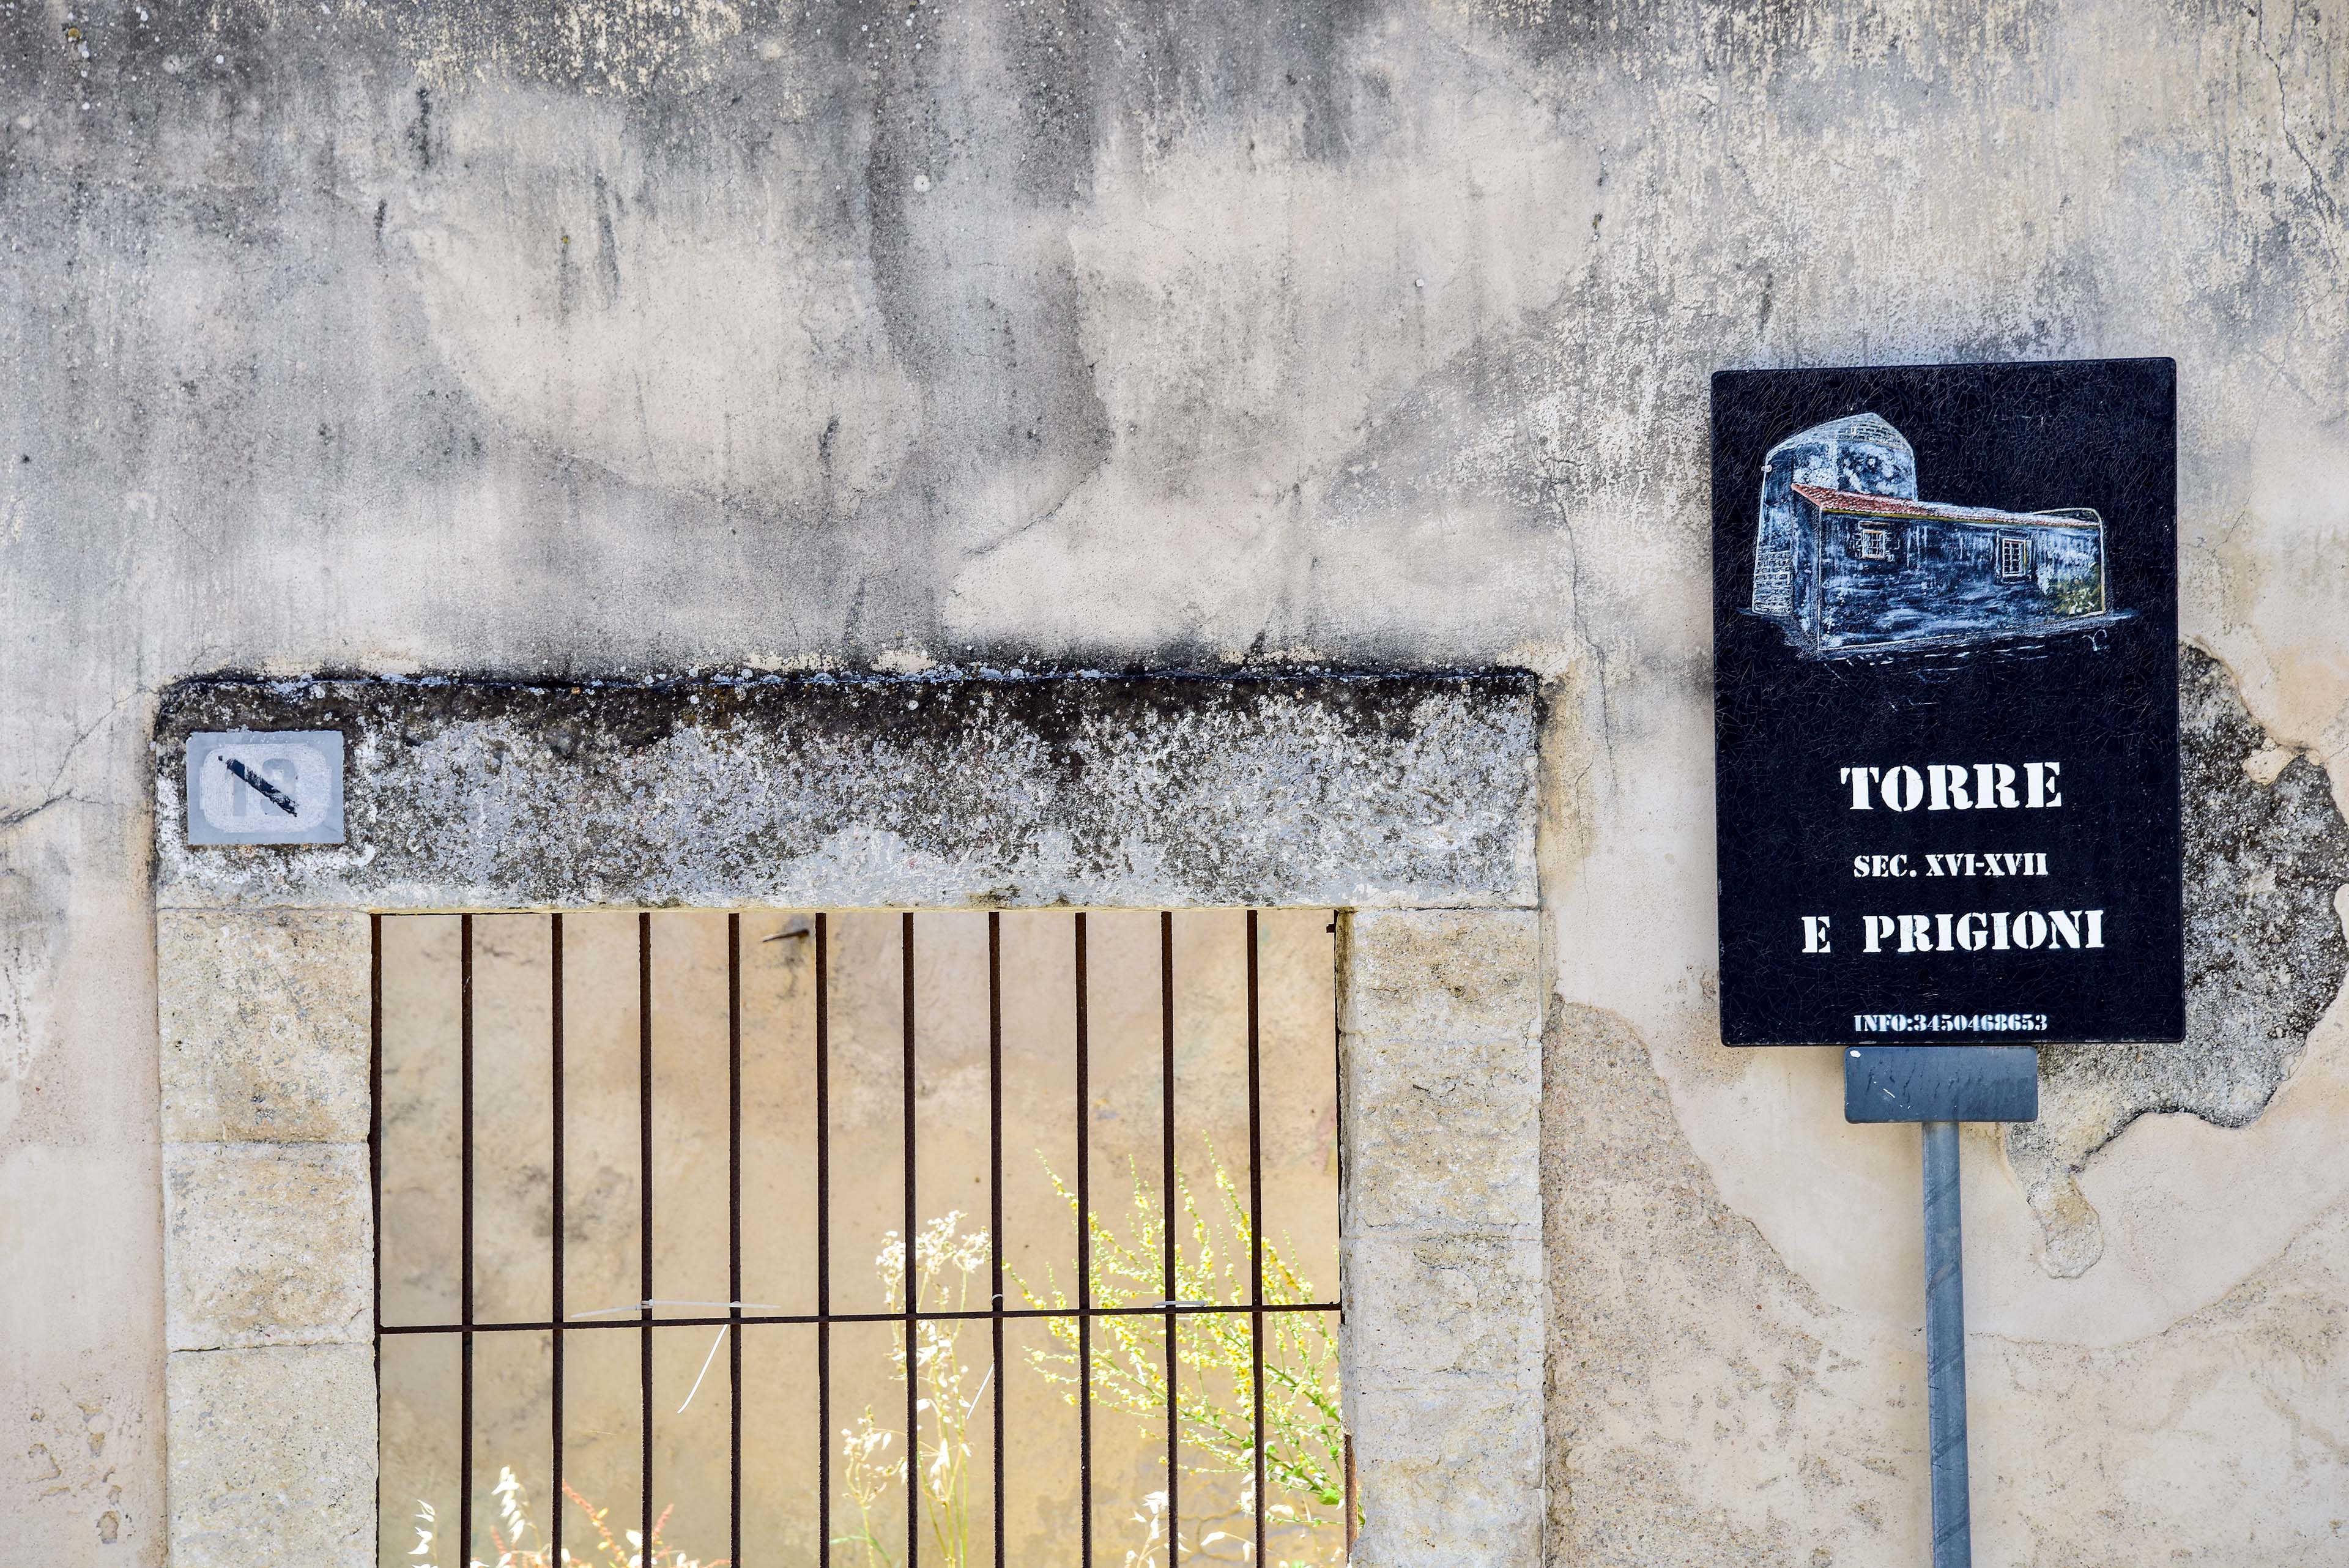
[1076,912,1094,1568]
[1246,910,1266,1568]
[550,913,566,1567]
[639,912,654,1562]
[460,915,475,1568]
[368,916,384,1550]
[817,912,833,1568]
[904,912,919,1568]
[989,912,1005,1568]
[380,1301,1340,1334]
[1161,910,1179,1563]
[729,913,743,1568]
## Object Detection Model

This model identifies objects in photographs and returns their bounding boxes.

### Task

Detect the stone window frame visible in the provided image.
[151,672,1546,1568]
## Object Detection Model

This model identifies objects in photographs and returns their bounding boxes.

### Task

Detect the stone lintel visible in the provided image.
[152,672,1540,913]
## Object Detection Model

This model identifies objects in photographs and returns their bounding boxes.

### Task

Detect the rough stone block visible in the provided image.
[1342,909,1542,1232]
[167,1344,374,1568]
[158,907,371,1142]
[1346,1382,1543,1568]
[1346,1039,1540,1229]
[164,1142,371,1350]
[1341,908,1543,1046]
[1345,1230,1544,1383]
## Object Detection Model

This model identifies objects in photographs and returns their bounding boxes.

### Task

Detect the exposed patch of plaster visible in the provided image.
[2005,645,2349,1276]
[1542,1001,1862,1567]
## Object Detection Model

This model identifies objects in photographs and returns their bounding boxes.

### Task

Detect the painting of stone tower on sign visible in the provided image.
[1748,412,2128,659]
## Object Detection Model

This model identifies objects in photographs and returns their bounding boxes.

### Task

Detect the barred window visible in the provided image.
[1857,527,1892,561]
[375,908,1349,1568]
[1997,535,2031,579]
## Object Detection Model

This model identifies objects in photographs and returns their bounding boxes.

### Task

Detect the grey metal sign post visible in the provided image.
[1846,1045,2039,1568]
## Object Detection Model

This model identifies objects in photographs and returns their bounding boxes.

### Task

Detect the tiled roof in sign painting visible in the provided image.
[1791,483,2103,530]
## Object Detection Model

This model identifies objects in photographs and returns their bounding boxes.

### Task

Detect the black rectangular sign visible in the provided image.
[1712,359,2183,1046]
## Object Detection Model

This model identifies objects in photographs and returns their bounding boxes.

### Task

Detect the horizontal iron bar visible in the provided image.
[380,1300,1341,1335]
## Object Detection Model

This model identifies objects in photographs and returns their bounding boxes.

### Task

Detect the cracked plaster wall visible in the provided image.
[6,0,2349,1561]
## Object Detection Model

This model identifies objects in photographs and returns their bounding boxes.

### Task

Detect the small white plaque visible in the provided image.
[185,730,345,845]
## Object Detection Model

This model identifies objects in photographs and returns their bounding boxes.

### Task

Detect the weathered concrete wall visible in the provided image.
[4,0,2347,1560]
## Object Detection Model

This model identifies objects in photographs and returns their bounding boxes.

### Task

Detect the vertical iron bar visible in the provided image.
[903,913,919,1568]
[368,916,382,1546]
[639,913,655,1562]
[1329,912,1345,1284]
[460,915,475,1568]
[1075,913,1093,1568]
[729,913,744,1568]
[816,913,833,1568]
[989,913,1006,1568]
[1245,910,1265,1568]
[1923,1121,1972,1568]
[1160,911,1179,1561]
[1332,910,1352,1551]
[550,914,566,1567]
[370,916,384,1328]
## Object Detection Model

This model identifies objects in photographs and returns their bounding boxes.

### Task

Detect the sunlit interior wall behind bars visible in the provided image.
[376,910,1343,1568]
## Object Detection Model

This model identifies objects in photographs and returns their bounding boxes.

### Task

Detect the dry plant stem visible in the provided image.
[841,1210,993,1568]
[408,1467,718,1568]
